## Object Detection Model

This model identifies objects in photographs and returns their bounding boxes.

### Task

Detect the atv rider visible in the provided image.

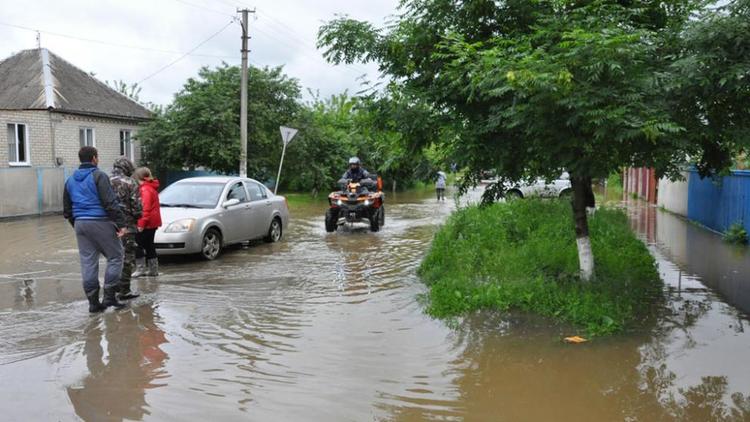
[340,157,375,191]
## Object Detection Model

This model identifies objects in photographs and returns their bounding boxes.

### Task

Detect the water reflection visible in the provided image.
[67,305,168,421]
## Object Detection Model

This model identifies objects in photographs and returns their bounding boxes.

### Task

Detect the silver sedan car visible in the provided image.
[154,176,290,260]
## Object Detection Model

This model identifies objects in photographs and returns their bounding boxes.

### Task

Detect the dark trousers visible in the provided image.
[74,220,123,293]
[135,228,158,260]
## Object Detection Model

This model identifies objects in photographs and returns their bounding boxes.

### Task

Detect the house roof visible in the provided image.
[0,48,151,121]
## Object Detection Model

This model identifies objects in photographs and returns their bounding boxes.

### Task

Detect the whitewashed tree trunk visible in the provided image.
[571,176,595,282]
[576,235,594,281]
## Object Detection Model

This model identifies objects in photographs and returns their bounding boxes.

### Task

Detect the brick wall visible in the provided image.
[1,110,144,171]
[53,113,143,172]
[0,110,54,168]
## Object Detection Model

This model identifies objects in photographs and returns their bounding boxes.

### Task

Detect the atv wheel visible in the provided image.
[379,205,385,226]
[370,209,381,232]
[325,209,338,233]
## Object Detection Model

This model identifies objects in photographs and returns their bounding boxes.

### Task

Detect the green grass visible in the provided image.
[419,199,662,336]
[280,192,328,207]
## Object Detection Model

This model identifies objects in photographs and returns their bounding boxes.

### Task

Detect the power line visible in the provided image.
[138,20,236,83]
[0,20,237,59]
[178,0,371,75]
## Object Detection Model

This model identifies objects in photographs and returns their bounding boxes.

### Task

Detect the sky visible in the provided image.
[0,0,400,106]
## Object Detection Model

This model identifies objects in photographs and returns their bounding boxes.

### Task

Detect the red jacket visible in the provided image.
[138,179,162,229]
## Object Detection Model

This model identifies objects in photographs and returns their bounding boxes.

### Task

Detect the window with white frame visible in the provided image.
[120,130,133,160]
[7,123,29,165]
[79,128,95,147]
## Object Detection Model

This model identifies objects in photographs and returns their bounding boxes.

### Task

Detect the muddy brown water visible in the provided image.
[1,191,750,421]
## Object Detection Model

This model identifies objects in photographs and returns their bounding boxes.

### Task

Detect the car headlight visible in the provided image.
[336,199,343,206]
[164,218,196,233]
[364,199,371,206]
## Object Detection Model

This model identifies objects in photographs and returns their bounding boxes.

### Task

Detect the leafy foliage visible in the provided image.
[137,64,301,182]
[723,222,748,245]
[137,64,445,193]
[419,200,662,335]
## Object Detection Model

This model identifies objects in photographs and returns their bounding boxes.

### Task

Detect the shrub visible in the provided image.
[419,199,662,335]
[723,222,748,245]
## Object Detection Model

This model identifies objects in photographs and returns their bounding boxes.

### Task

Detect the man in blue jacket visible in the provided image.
[64,146,128,313]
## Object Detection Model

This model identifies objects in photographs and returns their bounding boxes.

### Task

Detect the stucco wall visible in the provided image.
[657,173,689,217]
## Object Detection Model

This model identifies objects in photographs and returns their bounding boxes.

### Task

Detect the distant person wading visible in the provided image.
[63,146,128,313]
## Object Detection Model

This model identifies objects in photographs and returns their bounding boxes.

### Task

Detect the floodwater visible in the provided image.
[1,191,750,421]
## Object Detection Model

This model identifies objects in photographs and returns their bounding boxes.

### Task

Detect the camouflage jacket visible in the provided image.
[110,167,142,232]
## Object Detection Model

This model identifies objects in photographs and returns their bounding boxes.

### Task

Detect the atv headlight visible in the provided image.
[336,199,343,206]
[364,199,371,206]
[164,218,196,233]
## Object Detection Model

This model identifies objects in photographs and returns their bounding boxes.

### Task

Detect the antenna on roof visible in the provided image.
[36,31,41,49]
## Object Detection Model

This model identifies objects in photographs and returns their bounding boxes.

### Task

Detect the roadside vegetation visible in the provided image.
[419,200,662,336]
[136,66,450,196]
[723,223,749,245]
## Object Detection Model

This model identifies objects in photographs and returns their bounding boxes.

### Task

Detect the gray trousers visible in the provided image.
[74,220,124,293]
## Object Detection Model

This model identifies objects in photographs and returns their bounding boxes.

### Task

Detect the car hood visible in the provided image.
[159,207,218,225]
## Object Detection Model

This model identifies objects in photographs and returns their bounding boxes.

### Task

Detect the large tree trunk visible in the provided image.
[571,176,595,281]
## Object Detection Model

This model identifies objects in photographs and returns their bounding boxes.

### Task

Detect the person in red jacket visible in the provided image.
[133,167,162,277]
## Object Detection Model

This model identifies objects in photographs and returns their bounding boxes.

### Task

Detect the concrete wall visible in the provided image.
[0,167,75,218]
[657,172,689,217]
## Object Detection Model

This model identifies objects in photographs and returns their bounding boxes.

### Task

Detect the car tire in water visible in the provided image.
[370,209,381,232]
[325,209,338,233]
[559,189,573,200]
[265,218,283,243]
[201,228,222,260]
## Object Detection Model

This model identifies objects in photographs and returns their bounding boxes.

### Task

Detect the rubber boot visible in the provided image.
[101,286,127,310]
[86,289,106,313]
[146,258,159,277]
[118,283,140,301]
[131,258,147,278]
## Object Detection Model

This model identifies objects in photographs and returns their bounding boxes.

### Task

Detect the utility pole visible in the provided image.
[238,8,254,178]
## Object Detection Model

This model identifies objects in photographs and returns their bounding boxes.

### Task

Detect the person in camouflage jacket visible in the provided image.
[110,157,142,300]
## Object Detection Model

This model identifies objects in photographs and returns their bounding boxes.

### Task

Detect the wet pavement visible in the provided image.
[1,191,750,421]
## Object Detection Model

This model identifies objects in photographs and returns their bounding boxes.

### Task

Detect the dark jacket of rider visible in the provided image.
[342,167,371,182]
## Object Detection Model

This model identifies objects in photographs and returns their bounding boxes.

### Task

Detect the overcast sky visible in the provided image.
[0,0,399,106]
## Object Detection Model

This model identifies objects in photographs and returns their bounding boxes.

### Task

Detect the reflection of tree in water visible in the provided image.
[638,320,750,420]
[658,376,750,421]
[67,305,168,422]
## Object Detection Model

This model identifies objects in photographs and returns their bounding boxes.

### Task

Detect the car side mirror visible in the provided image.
[222,198,240,208]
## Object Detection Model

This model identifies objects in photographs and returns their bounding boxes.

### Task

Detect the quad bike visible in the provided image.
[325,176,385,232]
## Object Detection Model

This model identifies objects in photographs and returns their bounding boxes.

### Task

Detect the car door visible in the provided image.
[245,181,273,239]
[222,182,252,243]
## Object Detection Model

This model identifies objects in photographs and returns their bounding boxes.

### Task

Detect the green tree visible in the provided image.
[318,0,741,281]
[138,64,301,180]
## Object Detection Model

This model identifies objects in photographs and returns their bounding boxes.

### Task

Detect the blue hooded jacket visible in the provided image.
[66,167,107,219]
[63,163,126,227]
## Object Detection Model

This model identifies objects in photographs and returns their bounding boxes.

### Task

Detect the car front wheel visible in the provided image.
[201,228,222,260]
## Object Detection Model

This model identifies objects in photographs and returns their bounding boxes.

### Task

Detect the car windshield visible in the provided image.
[159,182,225,209]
